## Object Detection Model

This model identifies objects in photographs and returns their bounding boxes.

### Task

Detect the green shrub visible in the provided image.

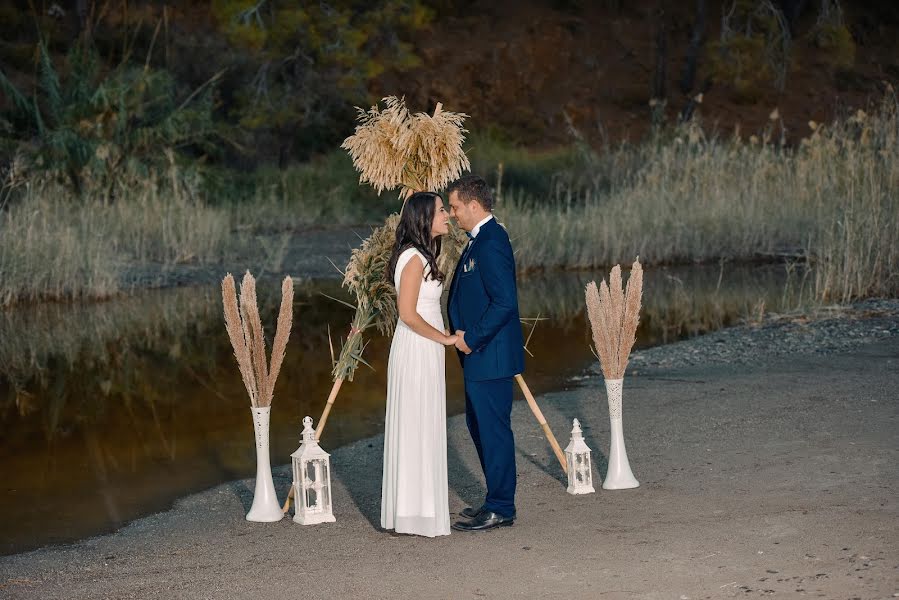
[0,37,221,200]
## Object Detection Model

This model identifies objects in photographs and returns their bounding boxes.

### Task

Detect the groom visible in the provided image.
[446,175,525,532]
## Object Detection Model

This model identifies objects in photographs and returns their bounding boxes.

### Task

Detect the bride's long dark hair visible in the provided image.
[387,191,445,284]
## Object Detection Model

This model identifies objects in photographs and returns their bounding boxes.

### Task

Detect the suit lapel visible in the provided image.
[450,218,494,302]
[448,243,465,303]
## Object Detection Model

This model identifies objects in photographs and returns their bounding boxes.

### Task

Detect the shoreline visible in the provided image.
[1,223,810,309]
[1,299,896,598]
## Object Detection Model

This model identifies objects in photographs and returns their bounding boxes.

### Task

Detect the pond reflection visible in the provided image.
[0,263,793,554]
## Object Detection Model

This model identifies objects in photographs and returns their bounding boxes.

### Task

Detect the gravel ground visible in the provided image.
[1,301,896,599]
[624,299,899,371]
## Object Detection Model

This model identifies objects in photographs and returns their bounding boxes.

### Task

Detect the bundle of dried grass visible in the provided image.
[222,272,294,407]
[585,259,643,380]
[314,215,400,439]
[341,96,471,199]
[315,97,472,439]
[335,213,401,381]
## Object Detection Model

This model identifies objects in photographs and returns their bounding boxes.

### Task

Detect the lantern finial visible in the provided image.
[572,418,583,439]
[302,416,316,442]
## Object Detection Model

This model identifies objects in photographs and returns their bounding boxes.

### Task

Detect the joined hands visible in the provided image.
[454,330,472,354]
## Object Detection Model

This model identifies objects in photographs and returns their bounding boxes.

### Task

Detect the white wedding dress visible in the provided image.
[380,247,451,537]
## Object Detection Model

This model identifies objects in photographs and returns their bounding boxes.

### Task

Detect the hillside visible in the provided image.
[378,0,899,147]
[1,0,898,163]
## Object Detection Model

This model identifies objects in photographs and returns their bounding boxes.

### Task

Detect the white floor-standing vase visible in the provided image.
[602,378,639,490]
[246,406,284,522]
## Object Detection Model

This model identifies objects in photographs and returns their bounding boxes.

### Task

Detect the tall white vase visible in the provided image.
[602,378,639,490]
[246,406,284,522]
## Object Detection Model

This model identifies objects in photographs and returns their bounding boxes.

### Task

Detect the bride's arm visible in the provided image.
[398,256,456,346]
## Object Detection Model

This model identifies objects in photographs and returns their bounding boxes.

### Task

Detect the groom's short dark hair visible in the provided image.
[447,175,494,211]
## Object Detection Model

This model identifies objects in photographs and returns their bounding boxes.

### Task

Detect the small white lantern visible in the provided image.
[291,416,336,525]
[565,418,596,495]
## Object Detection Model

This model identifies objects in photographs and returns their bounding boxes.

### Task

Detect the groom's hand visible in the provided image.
[455,330,472,354]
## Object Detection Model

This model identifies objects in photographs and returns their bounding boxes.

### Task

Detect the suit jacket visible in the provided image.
[447,217,525,381]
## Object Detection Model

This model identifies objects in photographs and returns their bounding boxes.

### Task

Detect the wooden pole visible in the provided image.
[282,486,294,513]
[515,373,568,474]
[315,377,344,439]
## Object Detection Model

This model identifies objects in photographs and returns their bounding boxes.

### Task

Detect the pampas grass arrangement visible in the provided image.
[584,258,643,490]
[314,98,473,441]
[585,259,644,380]
[222,271,294,407]
[341,96,471,199]
[222,271,294,521]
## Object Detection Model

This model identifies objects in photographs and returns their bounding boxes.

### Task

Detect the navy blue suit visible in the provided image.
[447,217,524,518]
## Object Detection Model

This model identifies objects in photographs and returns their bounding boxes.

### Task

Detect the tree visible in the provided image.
[0,34,221,199]
[211,0,432,163]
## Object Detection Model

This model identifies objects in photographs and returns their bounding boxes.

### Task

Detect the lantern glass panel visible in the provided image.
[304,460,319,511]
[320,463,331,508]
[305,485,318,511]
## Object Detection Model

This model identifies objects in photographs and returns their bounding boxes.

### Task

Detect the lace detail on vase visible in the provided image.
[605,378,623,420]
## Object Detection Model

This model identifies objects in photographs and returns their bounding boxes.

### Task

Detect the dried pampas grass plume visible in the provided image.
[222,272,295,407]
[341,97,409,196]
[341,96,471,198]
[264,275,294,406]
[585,258,643,379]
[223,274,258,406]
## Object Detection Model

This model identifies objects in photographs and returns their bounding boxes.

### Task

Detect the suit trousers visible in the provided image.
[464,376,516,518]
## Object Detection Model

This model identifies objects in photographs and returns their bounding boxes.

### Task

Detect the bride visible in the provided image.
[381,191,455,537]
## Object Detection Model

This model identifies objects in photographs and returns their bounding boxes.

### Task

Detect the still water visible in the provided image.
[0,264,793,554]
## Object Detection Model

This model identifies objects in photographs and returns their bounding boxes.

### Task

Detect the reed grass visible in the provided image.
[502,93,899,303]
[0,154,388,307]
[2,94,895,308]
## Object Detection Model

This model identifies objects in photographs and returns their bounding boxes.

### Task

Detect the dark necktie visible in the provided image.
[461,232,476,262]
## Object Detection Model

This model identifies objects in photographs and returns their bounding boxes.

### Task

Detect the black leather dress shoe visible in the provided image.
[460,505,484,519]
[451,510,514,532]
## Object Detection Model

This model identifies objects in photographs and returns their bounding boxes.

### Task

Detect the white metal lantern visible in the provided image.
[565,418,596,495]
[291,416,336,525]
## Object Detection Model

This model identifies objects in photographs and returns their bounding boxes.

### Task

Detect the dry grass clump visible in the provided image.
[222,271,294,407]
[585,259,643,380]
[335,214,401,382]
[506,92,898,304]
[341,96,471,198]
